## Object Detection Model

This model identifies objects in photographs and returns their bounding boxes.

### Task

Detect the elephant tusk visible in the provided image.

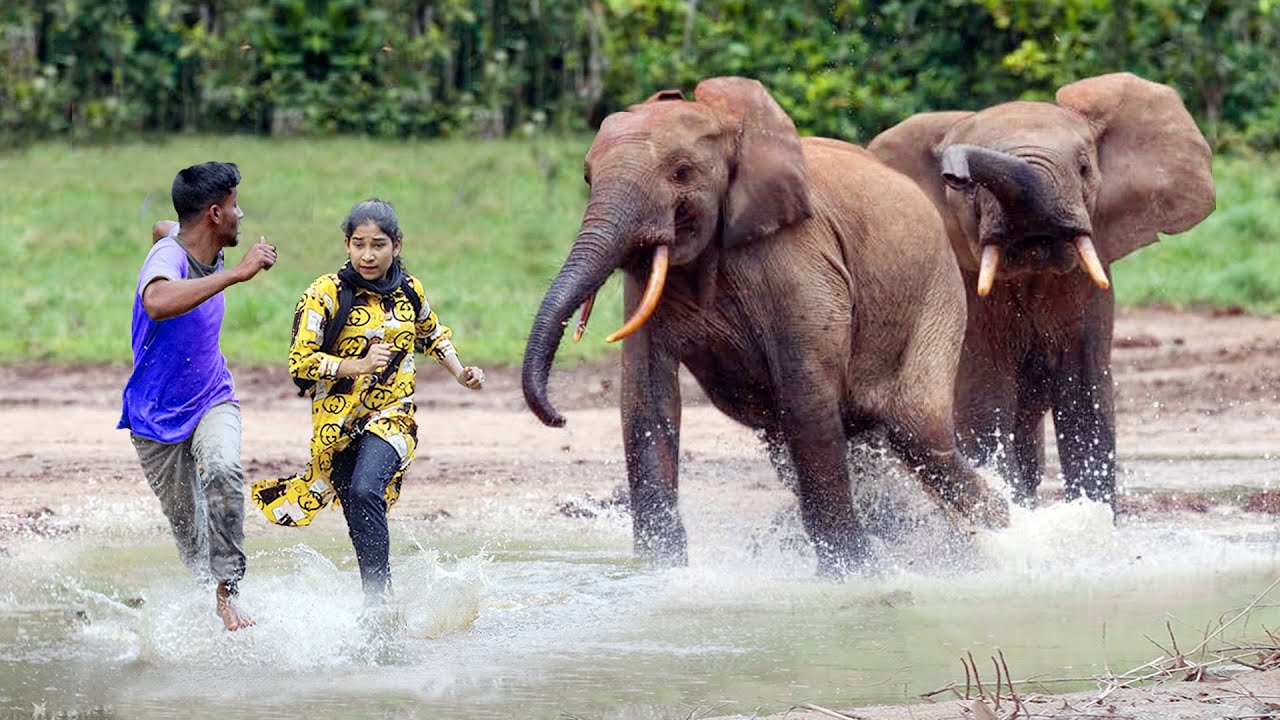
[1074,235,1111,290]
[572,294,595,343]
[976,244,1000,297]
[606,245,670,343]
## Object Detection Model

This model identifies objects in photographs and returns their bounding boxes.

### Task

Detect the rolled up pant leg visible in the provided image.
[132,433,212,584]
[190,402,248,589]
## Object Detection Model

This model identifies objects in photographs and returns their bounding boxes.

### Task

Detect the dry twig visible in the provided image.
[999,648,1025,717]
[798,702,867,720]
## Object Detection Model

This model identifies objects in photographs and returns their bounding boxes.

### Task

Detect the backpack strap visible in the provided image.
[322,280,358,355]
[400,275,423,320]
[294,275,422,397]
[293,278,356,397]
[369,276,424,385]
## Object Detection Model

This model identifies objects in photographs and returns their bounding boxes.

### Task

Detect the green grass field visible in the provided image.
[0,135,620,366]
[1,137,1276,367]
[1112,155,1280,313]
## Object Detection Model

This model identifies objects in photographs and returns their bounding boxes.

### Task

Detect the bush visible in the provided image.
[1,0,1278,149]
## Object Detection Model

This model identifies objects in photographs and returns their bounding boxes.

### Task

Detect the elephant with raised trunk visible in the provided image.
[522,77,1006,576]
[869,72,1215,509]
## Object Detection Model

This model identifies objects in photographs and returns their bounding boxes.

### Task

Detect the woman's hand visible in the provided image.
[343,343,394,377]
[457,366,485,390]
[365,343,394,374]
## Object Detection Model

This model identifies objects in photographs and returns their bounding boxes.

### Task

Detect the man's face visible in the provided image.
[212,186,243,247]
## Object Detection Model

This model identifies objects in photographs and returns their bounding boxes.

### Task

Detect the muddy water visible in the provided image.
[2,458,1278,720]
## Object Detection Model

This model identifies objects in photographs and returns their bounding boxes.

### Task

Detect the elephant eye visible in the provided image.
[1079,156,1091,177]
[671,163,695,184]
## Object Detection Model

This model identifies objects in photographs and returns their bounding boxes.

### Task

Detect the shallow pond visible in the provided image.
[2,457,1277,720]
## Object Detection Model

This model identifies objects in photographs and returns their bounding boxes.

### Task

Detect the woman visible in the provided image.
[252,198,483,605]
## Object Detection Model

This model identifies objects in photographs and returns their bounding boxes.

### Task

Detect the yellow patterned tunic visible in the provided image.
[251,272,455,526]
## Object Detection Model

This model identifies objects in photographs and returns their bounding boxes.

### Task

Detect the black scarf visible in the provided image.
[337,259,404,296]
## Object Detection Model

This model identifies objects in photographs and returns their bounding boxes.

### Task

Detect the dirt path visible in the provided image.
[1,307,1279,718]
[2,307,1275,515]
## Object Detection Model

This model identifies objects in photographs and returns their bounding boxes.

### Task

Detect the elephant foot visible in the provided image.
[633,526,689,568]
[812,533,873,579]
[815,556,872,579]
[898,443,1011,530]
[933,475,1010,530]
[1063,478,1117,513]
[1010,482,1039,509]
[958,486,1010,529]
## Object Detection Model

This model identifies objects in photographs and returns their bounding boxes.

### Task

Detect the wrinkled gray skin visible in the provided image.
[522,77,1006,576]
[870,73,1215,509]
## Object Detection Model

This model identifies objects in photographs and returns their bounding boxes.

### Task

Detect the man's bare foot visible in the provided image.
[215,581,255,631]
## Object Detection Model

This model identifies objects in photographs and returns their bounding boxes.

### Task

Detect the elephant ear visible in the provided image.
[693,77,812,248]
[868,111,975,267]
[1056,72,1215,262]
[643,89,686,103]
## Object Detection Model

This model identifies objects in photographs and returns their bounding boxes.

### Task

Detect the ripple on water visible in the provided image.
[1,456,1278,720]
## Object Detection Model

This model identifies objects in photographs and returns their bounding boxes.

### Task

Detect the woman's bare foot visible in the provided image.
[215,581,255,631]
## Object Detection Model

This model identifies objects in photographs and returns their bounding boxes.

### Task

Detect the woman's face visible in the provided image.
[345,221,400,280]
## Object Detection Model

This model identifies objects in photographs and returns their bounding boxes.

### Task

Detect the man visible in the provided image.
[119,162,276,631]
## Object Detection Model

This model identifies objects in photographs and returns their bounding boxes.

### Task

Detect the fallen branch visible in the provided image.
[798,703,867,720]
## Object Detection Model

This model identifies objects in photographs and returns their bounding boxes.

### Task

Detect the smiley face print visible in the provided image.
[394,296,415,322]
[364,386,395,410]
[318,423,342,446]
[337,335,369,359]
[347,305,373,328]
[322,393,349,416]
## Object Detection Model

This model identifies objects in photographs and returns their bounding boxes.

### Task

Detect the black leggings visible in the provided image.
[330,433,401,599]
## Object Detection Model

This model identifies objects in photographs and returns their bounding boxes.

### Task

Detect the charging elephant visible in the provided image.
[868,72,1215,509]
[521,77,1006,576]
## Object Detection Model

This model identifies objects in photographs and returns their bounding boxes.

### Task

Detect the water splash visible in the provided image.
[3,457,1279,719]
[135,542,488,669]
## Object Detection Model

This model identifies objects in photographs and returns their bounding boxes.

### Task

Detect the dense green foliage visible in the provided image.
[1,138,1275,366]
[3,1,1278,149]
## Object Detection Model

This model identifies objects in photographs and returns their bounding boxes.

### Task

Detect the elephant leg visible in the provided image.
[954,379,1032,515]
[953,352,1018,480]
[887,421,1008,529]
[1050,311,1117,509]
[778,398,868,577]
[1052,364,1117,509]
[620,304,686,566]
[891,307,1008,528]
[1008,406,1047,507]
[955,399,1011,468]
[760,426,797,492]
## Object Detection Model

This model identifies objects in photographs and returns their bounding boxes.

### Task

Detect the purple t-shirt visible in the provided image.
[118,237,237,443]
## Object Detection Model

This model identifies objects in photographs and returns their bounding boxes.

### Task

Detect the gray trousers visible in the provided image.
[131,401,247,589]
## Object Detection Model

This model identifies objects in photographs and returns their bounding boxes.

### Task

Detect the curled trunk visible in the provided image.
[940,144,1057,219]
[522,223,627,427]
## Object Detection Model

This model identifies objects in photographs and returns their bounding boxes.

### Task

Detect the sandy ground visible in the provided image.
[2,306,1279,718]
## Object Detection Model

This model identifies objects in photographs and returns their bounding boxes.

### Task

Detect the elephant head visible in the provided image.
[869,72,1215,297]
[522,77,812,426]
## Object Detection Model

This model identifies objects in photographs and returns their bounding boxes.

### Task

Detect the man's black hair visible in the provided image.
[172,162,241,225]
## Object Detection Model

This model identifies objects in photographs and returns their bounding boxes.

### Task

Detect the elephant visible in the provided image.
[868,72,1215,509]
[521,76,1006,577]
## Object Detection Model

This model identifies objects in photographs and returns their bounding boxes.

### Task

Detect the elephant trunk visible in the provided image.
[524,183,661,427]
[940,144,1057,218]
[523,231,623,427]
[942,144,1109,292]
